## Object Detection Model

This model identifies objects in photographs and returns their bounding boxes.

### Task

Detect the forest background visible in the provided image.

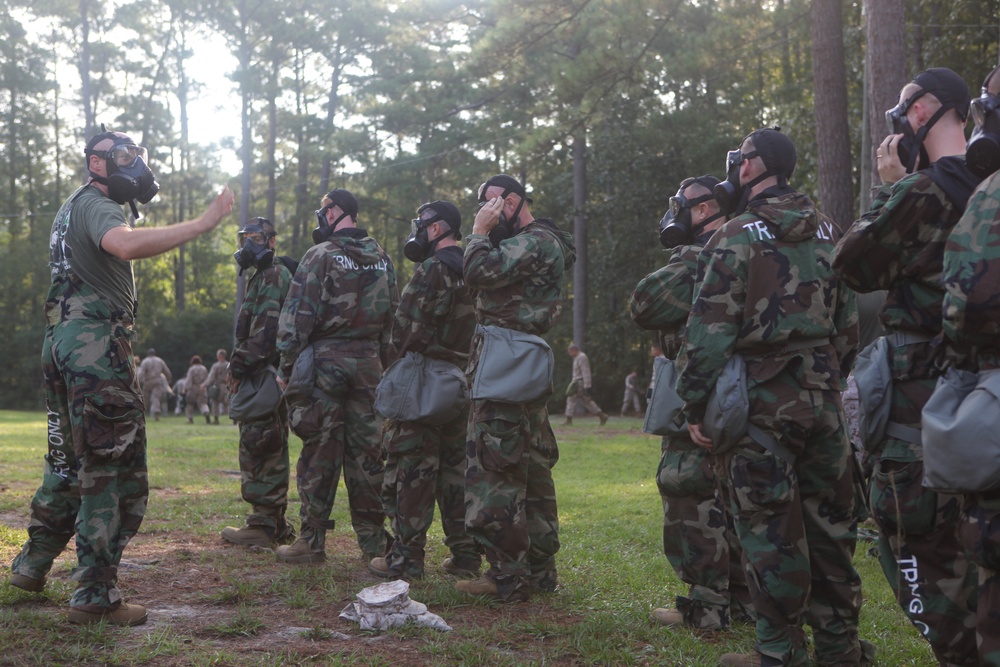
[0,0,998,411]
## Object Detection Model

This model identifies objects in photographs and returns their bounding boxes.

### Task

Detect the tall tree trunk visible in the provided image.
[864,0,907,189]
[235,37,253,317]
[810,0,853,229]
[175,33,190,312]
[266,55,278,223]
[571,131,587,348]
[293,47,308,252]
[319,50,343,196]
[78,0,96,139]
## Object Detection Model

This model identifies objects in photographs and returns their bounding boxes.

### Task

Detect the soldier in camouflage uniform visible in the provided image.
[275,189,397,564]
[834,68,981,667]
[137,348,171,419]
[677,129,862,667]
[203,349,230,424]
[182,355,210,424]
[629,175,753,631]
[456,174,575,603]
[934,65,1000,667]
[562,345,608,425]
[9,128,233,625]
[220,218,296,549]
[368,201,481,581]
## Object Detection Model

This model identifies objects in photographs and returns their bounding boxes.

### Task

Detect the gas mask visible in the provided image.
[714,149,771,216]
[658,188,719,249]
[967,91,1000,179]
[234,220,275,275]
[403,207,449,263]
[478,177,528,247]
[884,90,952,174]
[89,142,159,220]
[312,205,351,244]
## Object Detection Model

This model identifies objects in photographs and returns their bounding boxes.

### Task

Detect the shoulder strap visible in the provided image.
[746,423,796,465]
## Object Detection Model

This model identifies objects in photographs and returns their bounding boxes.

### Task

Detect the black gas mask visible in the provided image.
[714,149,773,217]
[658,179,723,248]
[884,90,952,174]
[234,219,275,275]
[404,207,449,263]
[967,90,1000,179]
[312,204,352,244]
[89,147,159,221]
[478,175,529,247]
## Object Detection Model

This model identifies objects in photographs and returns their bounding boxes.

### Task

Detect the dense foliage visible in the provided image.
[1,0,997,408]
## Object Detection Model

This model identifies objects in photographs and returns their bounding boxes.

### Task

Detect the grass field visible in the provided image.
[0,410,935,665]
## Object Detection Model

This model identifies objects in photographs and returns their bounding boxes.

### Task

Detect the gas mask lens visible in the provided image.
[108,144,146,167]
[971,94,1000,127]
[238,231,268,248]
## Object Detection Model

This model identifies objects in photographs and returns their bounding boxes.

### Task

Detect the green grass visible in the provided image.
[0,410,936,665]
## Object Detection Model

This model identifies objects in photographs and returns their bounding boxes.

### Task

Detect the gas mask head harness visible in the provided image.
[85,124,160,220]
[313,188,358,244]
[714,127,796,217]
[884,67,971,174]
[234,218,275,275]
[478,174,532,247]
[658,175,722,248]
[967,66,1000,179]
[403,200,462,263]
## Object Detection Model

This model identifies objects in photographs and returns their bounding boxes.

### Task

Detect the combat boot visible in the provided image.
[221,525,274,548]
[68,602,148,627]
[276,536,325,564]
[213,415,219,425]
[652,608,684,627]
[562,417,572,426]
[455,576,499,597]
[442,556,481,578]
[368,557,397,579]
[205,413,211,424]
[599,412,608,425]
[9,573,45,593]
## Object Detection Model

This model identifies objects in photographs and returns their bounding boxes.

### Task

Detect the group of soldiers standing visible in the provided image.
[134,347,230,423]
[629,64,1000,666]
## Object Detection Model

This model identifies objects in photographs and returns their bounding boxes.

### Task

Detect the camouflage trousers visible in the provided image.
[657,435,752,629]
[465,394,559,602]
[869,377,978,667]
[210,390,230,418]
[288,346,388,559]
[380,408,479,578]
[12,275,148,611]
[142,382,169,417]
[237,400,292,537]
[722,376,862,666]
[959,495,1000,666]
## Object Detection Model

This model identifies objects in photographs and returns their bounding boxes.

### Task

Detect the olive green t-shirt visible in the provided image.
[49,185,135,316]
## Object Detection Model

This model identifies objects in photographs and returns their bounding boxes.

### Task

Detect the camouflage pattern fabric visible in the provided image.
[676,190,862,665]
[942,171,1000,665]
[230,261,295,536]
[381,249,478,578]
[564,383,603,417]
[631,232,751,629]
[461,220,574,601]
[278,228,397,557]
[836,161,980,665]
[12,271,148,611]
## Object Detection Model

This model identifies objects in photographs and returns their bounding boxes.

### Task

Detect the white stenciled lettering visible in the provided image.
[46,406,71,480]
[816,220,836,241]
[741,220,774,242]
[897,555,930,635]
[333,255,388,272]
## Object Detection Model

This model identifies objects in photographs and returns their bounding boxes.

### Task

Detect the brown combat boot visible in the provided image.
[68,602,148,627]
[652,608,684,627]
[562,417,572,426]
[442,556,481,578]
[9,573,45,593]
[221,525,274,548]
[599,412,609,425]
[719,653,762,667]
[455,576,499,597]
[276,537,326,564]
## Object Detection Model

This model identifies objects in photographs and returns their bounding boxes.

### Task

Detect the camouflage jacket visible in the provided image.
[942,172,1000,370]
[463,218,576,336]
[388,245,476,368]
[137,355,171,386]
[629,230,714,360]
[677,190,858,423]
[230,261,293,380]
[277,228,397,380]
[834,157,982,378]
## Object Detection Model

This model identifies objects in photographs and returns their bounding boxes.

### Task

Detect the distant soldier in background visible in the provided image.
[203,349,230,425]
[183,355,210,424]
[562,344,608,426]
[137,348,171,420]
